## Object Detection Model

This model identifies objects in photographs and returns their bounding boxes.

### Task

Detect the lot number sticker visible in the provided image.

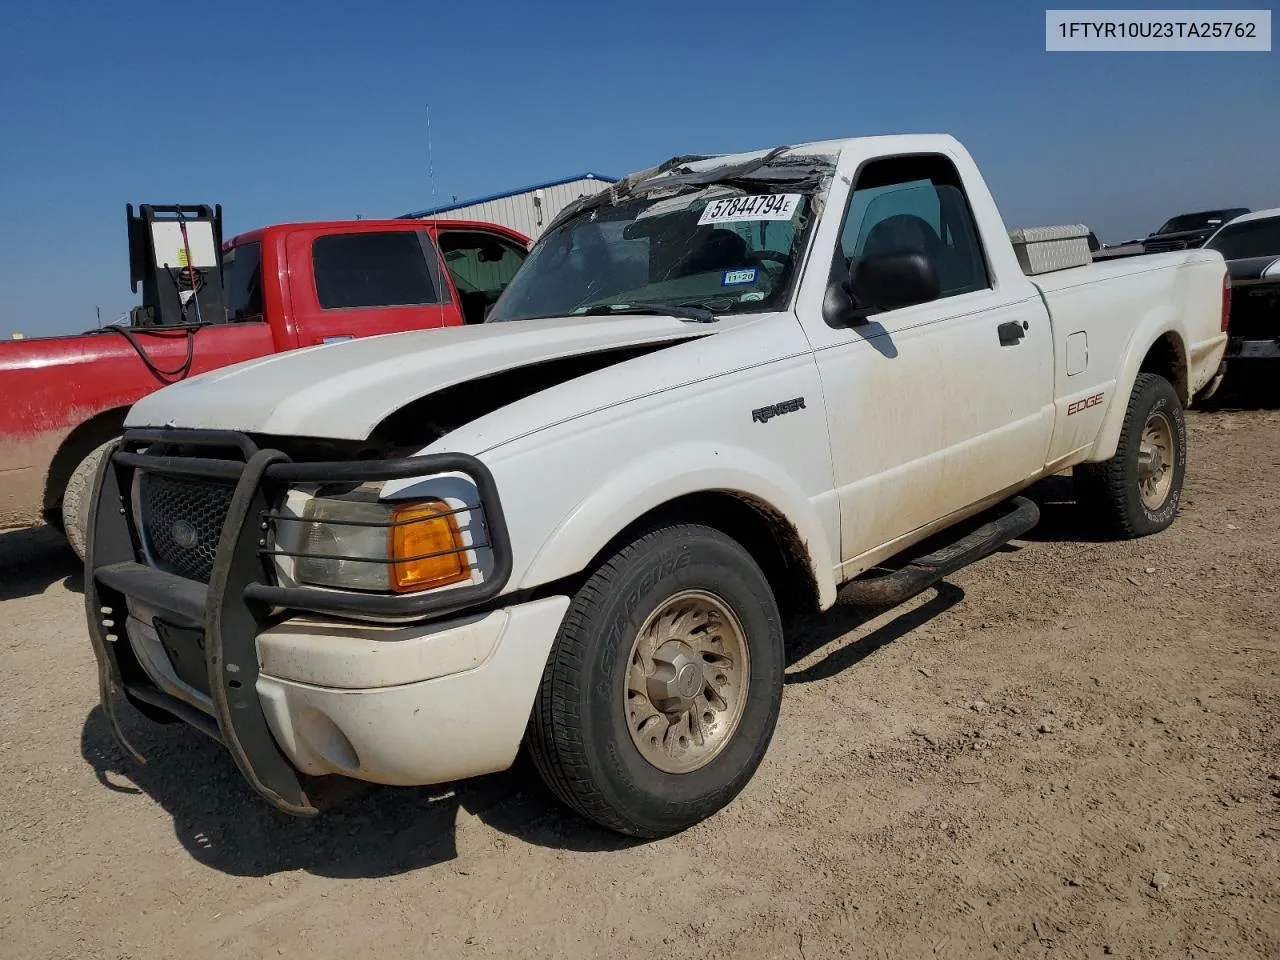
[698,193,800,225]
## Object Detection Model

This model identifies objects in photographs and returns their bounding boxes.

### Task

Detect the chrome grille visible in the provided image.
[138,473,236,582]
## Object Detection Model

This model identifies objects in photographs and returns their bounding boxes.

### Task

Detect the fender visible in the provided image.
[512,441,840,609]
[1089,308,1187,463]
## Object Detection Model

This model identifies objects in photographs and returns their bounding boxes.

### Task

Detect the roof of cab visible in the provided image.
[224,218,529,250]
[1204,207,1280,248]
[1217,207,1280,226]
[669,134,961,166]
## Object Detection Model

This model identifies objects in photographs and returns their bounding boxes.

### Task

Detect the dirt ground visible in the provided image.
[1,385,1277,960]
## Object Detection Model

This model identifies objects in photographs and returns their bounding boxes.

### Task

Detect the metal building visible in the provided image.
[401,173,618,240]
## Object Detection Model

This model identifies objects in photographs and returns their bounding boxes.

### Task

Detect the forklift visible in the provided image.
[89,204,230,381]
[125,204,227,327]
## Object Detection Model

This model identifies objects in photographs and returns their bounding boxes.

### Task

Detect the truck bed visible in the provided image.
[1028,248,1216,292]
[0,324,275,528]
[1027,247,1228,468]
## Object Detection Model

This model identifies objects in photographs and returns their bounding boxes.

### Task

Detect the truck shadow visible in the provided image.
[79,702,636,879]
[779,470,1124,683]
[1014,474,1116,544]
[0,524,82,601]
[1201,370,1280,411]
[77,593,970,879]
[784,583,966,685]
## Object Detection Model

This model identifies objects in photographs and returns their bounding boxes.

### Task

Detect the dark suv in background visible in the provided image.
[1143,208,1250,253]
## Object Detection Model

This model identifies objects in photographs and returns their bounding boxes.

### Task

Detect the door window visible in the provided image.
[222,241,263,321]
[312,231,443,310]
[438,231,528,324]
[838,156,990,299]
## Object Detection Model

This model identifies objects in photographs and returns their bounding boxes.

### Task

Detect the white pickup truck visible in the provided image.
[85,135,1229,838]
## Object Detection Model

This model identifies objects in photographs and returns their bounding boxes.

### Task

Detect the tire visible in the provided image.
[526,523,785,838]
[1073,373,1186,538]
[62,439,117,561]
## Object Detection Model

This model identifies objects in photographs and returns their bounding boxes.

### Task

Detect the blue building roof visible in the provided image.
[400,172,619,219]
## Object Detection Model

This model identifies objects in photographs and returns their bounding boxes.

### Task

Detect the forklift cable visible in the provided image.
[173,207,205,326]
[165,264,202,322]
[88,323,208,380]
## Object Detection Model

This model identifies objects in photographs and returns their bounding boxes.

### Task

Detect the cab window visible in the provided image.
[222,241,263,321]
[312,231,443,310]
[437,231,528,324]
[838,155,990,298]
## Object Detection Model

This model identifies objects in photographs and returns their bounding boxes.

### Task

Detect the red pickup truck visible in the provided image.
[0,217,530,556]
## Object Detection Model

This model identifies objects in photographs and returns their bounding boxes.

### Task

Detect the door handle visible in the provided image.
[997,321,1026,346]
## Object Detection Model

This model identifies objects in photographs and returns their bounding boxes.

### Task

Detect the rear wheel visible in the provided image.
[526,523,785,838]
[63,439,117,561]
[1074,373,1185,538]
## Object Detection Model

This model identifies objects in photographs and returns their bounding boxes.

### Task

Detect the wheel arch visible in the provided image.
[509,445,839,614]
[42,406,130,515]
[1138,332,1189,402]
[1092,326,1188,462]
[581,491,823,626]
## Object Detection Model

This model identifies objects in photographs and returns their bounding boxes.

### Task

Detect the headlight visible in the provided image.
[293,494,470,593]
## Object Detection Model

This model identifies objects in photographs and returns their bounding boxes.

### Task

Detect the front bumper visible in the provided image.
[255,597,568,785]
[85,428,532,814]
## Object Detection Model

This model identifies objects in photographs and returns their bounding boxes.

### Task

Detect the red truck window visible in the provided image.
[223,241,264,320]
[313,232,444,310]
[438,231,529,324]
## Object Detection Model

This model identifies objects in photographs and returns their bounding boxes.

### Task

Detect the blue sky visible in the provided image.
[1,0,1275,336]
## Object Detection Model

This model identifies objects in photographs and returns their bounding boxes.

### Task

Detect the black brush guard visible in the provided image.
[84,428,512,815]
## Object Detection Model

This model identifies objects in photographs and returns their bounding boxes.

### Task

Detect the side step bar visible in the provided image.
[841,496,1041,607]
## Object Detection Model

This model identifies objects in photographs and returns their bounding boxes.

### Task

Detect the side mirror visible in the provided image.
[477,242,507,263]
[849,250,940,313]
[825,251,940,326]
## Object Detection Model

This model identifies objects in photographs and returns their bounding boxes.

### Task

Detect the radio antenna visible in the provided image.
[426,103,438,209]
[425,103,446,328]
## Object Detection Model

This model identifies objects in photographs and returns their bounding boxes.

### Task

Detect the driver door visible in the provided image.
[806,153,1053,571]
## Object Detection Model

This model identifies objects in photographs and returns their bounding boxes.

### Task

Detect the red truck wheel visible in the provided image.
[62,439,116,561]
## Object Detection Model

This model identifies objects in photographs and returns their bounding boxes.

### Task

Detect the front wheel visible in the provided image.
[63,439,117,561]
[1074,373,1186,538]
[526,523,785,838]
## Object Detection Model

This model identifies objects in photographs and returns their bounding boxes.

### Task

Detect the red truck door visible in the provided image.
[284,224,464,346]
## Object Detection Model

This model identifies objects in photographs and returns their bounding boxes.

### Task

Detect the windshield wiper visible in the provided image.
[577,302,718,324]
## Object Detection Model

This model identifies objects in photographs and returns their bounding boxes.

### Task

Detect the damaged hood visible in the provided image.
[126,315,713,439]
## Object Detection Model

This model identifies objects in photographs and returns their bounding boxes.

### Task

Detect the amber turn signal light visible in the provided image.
[389,500,469,593]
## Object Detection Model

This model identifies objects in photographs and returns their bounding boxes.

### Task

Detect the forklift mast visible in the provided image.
[126,204,227,327]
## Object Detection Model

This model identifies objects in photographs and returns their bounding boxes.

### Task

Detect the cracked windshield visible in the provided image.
[487,183,817,322]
